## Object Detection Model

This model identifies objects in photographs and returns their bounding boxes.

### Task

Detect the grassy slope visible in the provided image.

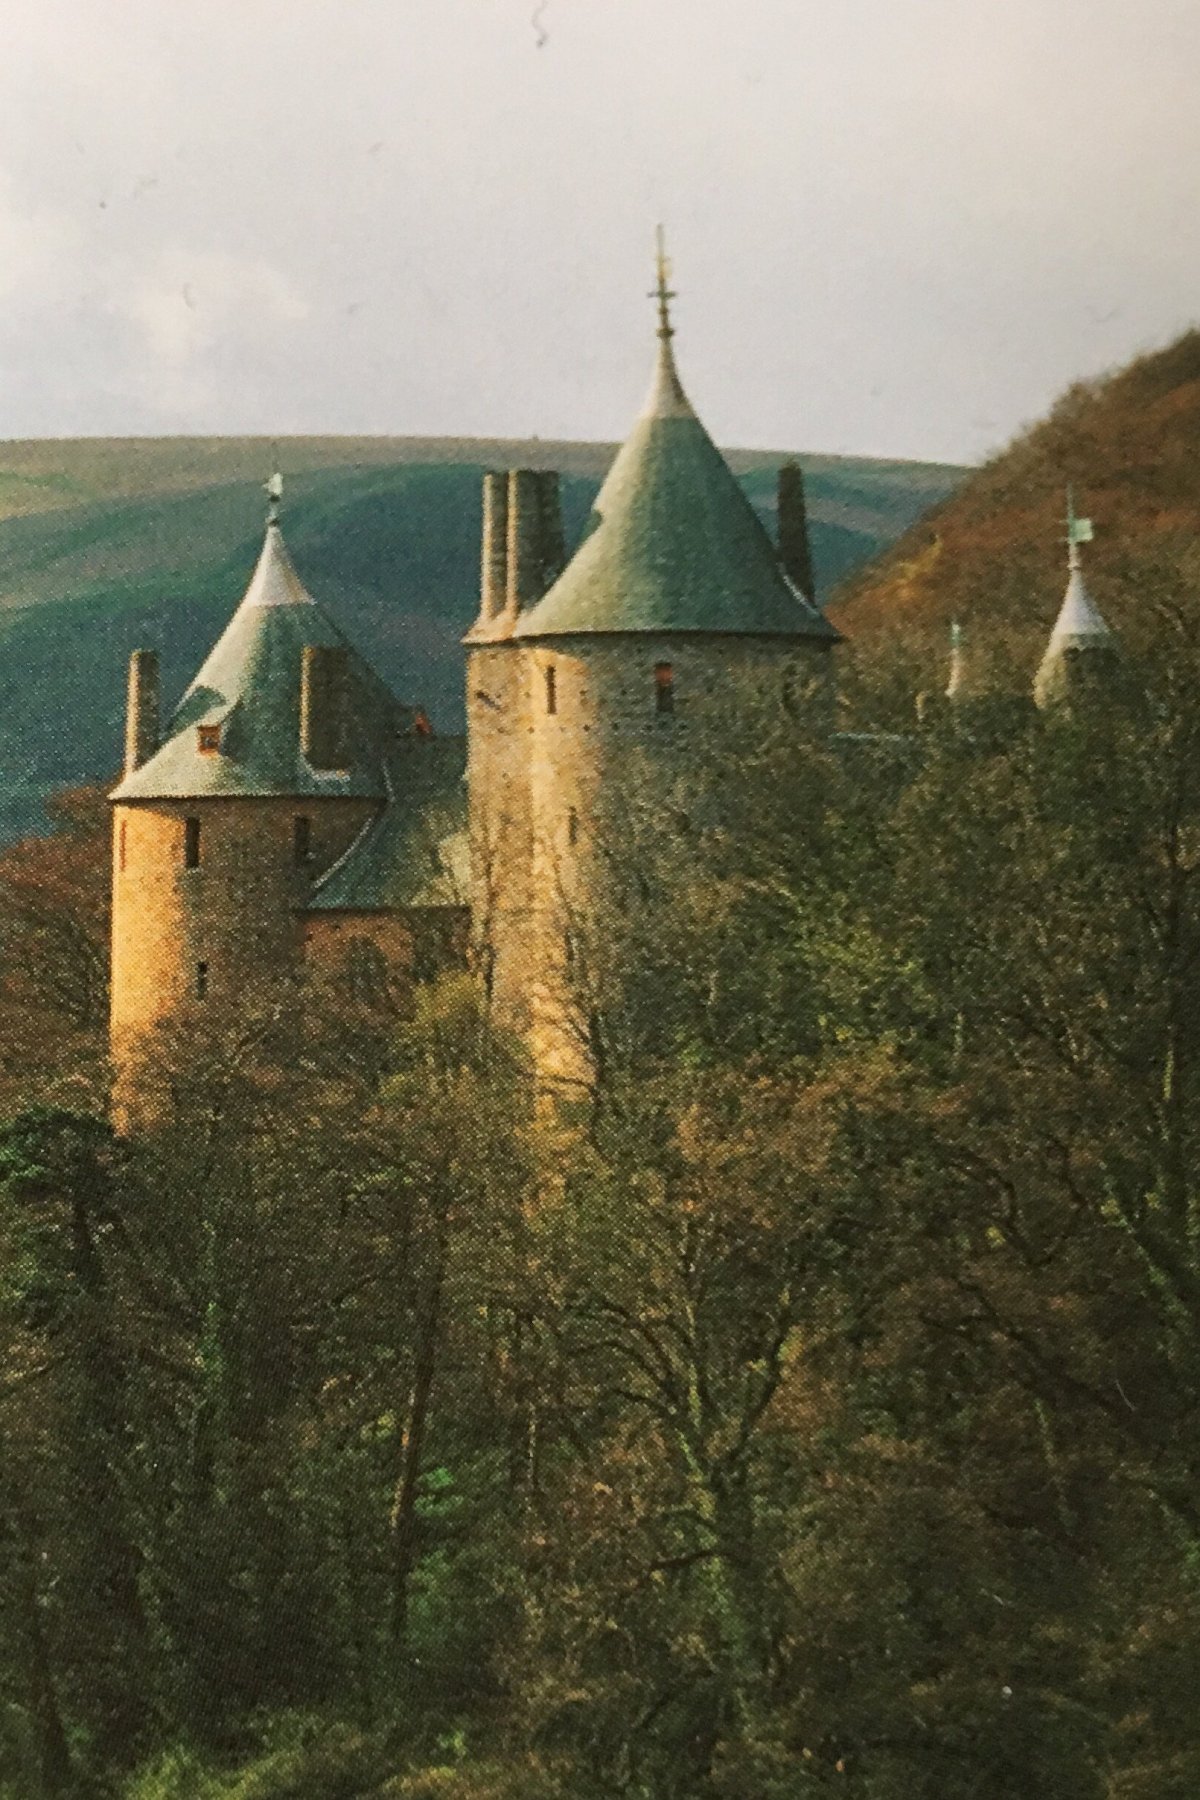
[829,330,1200,681]
[0,436,961,839]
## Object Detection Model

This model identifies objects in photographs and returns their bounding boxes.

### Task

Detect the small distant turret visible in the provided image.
[1034,492,1119,709]
[946,619,967,702]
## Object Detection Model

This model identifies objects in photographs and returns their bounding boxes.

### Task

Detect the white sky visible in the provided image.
[2,0,1198,463]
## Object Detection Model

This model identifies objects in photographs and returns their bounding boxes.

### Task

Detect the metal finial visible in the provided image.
[650,224,676,340]
[265,469,283,526]
[1064,484,1094,571]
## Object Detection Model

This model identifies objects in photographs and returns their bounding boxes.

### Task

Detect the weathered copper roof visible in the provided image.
[306,738,468,913]
[512,329,836,642]
[111,521,413,802]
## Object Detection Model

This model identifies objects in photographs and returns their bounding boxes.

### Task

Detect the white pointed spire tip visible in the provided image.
[264,469,284,527]
[243,507,315,609]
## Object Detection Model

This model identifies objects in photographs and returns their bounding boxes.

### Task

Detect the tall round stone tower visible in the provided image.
[110,489,412,1117]
[464,242,839,1090]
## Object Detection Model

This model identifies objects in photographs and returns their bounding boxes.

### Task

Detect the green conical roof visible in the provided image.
[513,330,836,642]
[111,520,412,802]
[306,738,468,913]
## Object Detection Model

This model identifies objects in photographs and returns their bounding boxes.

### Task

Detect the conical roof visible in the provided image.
[111,520,412,801]
[512,326,836,642]
[306,738,468,913]
[1033,549,1119,709]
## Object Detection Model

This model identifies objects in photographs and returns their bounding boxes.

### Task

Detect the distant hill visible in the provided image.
[0,435,961,840]
[829,330,1200,689]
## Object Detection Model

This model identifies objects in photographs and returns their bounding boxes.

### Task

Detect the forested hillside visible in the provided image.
[0,437,959,840]
[831,329,1200,692]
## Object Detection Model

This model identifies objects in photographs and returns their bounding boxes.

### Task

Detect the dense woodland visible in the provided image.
[1,596,1200,1800]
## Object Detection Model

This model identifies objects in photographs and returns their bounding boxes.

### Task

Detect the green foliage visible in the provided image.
[10,583,1200,1797]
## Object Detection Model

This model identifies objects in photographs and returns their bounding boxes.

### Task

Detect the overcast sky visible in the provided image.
[2,0,1198,463]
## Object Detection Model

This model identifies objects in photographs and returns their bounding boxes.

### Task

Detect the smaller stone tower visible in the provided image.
[1034,492,1120,709]
[109,480,416,1116]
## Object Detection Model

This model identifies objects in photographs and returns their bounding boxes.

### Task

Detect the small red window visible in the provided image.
[655,662,674,715]
[197,723,221,754]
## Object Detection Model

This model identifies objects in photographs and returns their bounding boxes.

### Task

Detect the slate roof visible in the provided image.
[111,521,414,802]
[513,329,837,643]
[1033,553,1119,708]
[306,738,468,913]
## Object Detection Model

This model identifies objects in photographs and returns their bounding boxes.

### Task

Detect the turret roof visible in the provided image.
[305,738,468,913]
[1033,540,1119,709]
[111,520,414,802]
[1043,565,1114,652]
[512,308,837,643]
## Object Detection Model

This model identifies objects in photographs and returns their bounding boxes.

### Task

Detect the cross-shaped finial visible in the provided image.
[265,469,283,526]
[650,224,676,340]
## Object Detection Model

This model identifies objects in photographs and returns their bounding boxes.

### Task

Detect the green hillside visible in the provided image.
[0,437,962,839]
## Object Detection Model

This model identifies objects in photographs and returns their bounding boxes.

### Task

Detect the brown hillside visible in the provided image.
[830,329,1200,683]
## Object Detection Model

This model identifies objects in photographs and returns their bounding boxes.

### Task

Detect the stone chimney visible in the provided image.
[506,468,548,614]
[777,459,816,604]
[300,644,349,769]
[536,470,565,593]
[124,649,160,775]
[479,470,510,626]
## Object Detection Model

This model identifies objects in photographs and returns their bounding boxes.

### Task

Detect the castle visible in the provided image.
[109,254,1118,1108]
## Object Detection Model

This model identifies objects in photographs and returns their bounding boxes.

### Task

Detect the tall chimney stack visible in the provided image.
[506,468,547,614]
[300,644,349,770]
[536,470,565,593]
[124,649,159,775]
[479,471,510,625]
[778,459,816,605]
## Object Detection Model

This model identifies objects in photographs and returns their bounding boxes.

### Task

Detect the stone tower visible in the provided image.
[109,491,417,1116]
[464,242,838,1090]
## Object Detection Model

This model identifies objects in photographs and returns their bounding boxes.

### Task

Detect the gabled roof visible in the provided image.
[111,521,413,802]
[512,327,837,643]
[306,738,468,913]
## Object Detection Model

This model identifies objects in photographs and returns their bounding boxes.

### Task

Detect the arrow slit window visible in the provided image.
[655,662,675,715]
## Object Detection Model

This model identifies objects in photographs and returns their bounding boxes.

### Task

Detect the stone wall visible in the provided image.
[470,632,834,1090]
[111,793,378,1112]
